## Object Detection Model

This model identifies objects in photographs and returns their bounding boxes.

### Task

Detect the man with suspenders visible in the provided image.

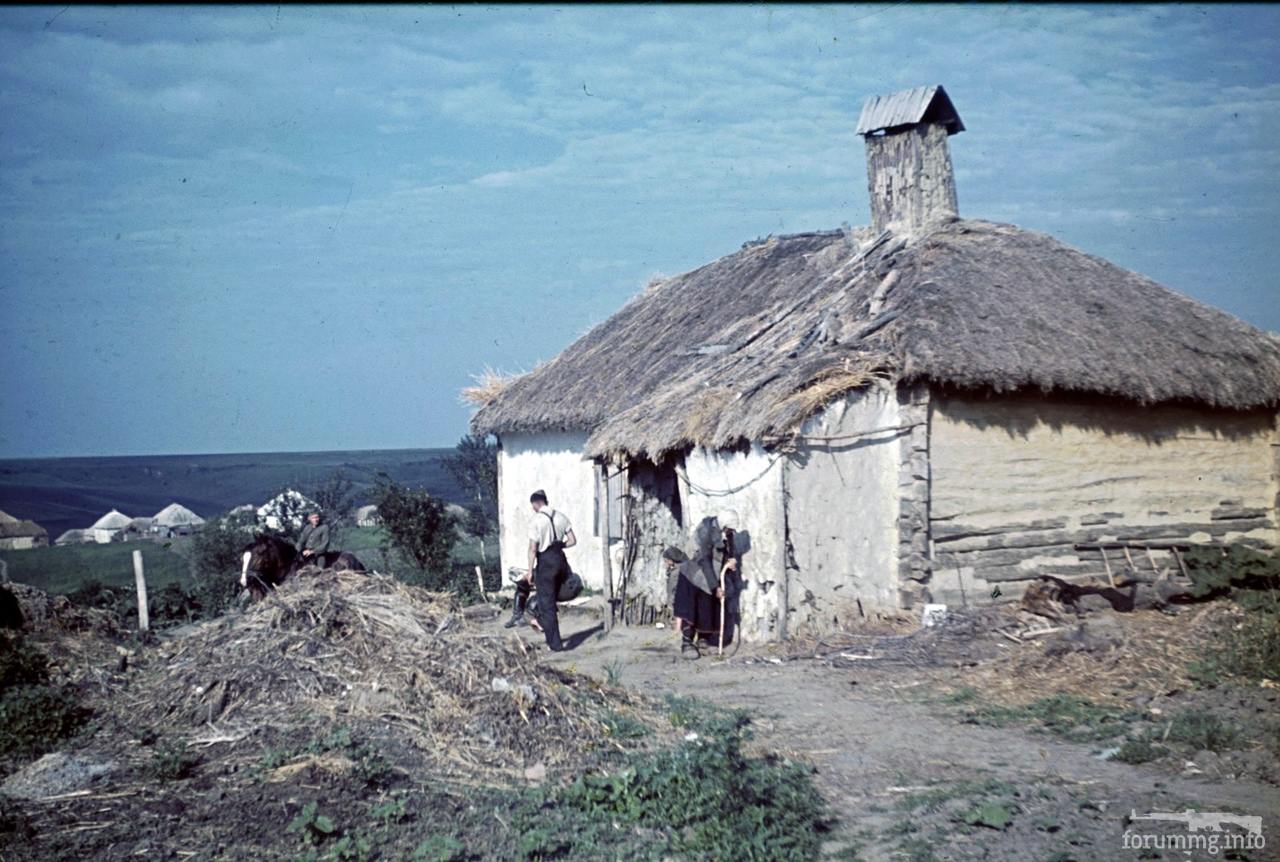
[525,489,576,651]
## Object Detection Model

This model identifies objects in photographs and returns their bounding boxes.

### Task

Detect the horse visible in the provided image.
[239,534,366,600]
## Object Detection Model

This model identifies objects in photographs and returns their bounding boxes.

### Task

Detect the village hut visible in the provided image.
[89,509,134,544]
[122,517,155,541]
[54,529,91,546]
[152,502,206,537]
[256,490,317,531]
[470,85,1280,641]
[0,510,49,550]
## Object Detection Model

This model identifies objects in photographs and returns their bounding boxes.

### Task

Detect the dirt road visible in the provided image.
[516,609,1279,861]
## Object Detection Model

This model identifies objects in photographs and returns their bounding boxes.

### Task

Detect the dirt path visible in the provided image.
[507,609,1279,861]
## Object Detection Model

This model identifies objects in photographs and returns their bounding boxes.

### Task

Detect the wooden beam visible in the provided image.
[597,461,615,633]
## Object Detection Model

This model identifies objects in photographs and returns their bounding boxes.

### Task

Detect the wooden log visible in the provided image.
[132,550,149,633]
[1100,547,1116,589]
[1171,547,1191,581]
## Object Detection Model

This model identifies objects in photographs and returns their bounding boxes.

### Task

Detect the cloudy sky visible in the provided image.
[2,4,1277,458]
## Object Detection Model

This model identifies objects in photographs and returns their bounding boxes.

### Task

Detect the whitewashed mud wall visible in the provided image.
[928,394,1279,603]
[496,432,604,590]
[680,444,787,641]
[784,387,902,632]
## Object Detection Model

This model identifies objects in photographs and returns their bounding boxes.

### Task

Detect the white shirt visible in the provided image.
[528,507,572,553]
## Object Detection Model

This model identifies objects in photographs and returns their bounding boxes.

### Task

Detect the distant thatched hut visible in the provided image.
[152,503,206,538]
[89,509,133,544]
[0,510,48,550]
[471,85,1280,641]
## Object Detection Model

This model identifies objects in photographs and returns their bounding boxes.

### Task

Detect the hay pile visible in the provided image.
[125,571,650,778]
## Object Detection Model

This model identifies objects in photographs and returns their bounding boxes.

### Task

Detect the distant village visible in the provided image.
[0,489,384,551]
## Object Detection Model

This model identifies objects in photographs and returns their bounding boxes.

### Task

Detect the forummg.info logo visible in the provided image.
[1123,809,1265,857]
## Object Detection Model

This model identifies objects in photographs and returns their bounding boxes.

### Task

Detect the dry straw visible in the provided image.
[123,571,657,781]
[470,219,1280,458]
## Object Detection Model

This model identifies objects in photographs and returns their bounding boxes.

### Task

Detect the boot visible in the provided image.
[681,629,700,660]
[504,590,528,628]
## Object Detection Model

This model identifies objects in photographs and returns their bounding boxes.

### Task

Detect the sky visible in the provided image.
[1,4,1278,458]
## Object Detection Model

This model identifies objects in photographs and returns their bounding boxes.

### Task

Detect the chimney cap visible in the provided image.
[856,85,965,136]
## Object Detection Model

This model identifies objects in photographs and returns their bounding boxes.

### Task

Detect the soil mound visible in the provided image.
[124,571,648,779]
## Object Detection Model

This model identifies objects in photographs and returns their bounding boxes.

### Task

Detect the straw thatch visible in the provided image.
[152,502,205,528]
[471,219,1280,459]
[89,509,132,530]
[0,510,46,541]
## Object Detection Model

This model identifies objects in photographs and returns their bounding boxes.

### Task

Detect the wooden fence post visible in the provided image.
[598,462,614,633]
[132,549,149,632]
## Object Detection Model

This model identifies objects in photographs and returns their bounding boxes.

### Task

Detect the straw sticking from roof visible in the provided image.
[471,219,1280,458]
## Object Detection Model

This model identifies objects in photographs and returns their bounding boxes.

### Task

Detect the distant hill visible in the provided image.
[0,449,465,539]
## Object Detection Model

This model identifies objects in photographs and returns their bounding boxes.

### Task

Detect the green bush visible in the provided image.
[0,635,50,689]
[0,683,88,757]
[373,477,459,589]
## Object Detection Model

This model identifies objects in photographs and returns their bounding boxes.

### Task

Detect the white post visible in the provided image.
[475,565,487,603]
[132,549,149,632]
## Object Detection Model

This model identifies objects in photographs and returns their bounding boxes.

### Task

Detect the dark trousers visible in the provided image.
[534,547,568,650]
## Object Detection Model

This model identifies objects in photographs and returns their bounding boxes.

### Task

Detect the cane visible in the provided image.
[717,562,730,657]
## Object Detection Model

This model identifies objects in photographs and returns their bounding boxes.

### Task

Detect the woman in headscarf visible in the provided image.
[663,541,723,659]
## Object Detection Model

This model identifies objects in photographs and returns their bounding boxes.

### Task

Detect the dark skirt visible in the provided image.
[673,575,730,644]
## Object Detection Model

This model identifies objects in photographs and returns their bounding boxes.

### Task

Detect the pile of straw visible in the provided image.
[125,571,651,778]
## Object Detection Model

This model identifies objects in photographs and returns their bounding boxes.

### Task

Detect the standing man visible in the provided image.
[296,511,330,569]
[526,489,576,652]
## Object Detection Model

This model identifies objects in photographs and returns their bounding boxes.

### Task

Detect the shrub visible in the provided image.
[0,635,50,689]
[0,683,88,757]
[185,513,255,617]
[372,477,459,587]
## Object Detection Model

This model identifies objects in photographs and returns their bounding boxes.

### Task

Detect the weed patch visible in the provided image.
[957,694,1140,743]
[1184,546,1280,684]
[146,738,200,780]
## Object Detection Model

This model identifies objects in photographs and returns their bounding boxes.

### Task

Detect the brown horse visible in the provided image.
[239,535,365,600]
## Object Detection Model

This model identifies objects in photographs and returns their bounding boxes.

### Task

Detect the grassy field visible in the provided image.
[0,527,494,598]
[0,541,191,595]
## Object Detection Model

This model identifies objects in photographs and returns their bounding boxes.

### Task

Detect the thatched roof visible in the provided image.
[471,219,1280,459]
[153,502,205,527]
[90,509,133,530]
[0,510,46,540]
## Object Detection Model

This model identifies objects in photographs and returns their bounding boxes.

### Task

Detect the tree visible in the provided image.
[373,476,459,586]
[442,435,498,561]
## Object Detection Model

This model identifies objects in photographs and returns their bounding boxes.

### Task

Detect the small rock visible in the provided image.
[490,677,512,693]
[524,763,547,783]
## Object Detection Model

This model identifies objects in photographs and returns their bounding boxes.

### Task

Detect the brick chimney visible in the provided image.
[856,85,964,235]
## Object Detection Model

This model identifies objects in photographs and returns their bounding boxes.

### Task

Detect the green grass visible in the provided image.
[0,541,191,594]
[956,694,1142,743]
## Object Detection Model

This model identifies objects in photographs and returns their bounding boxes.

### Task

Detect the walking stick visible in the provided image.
[717,562,730,657]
